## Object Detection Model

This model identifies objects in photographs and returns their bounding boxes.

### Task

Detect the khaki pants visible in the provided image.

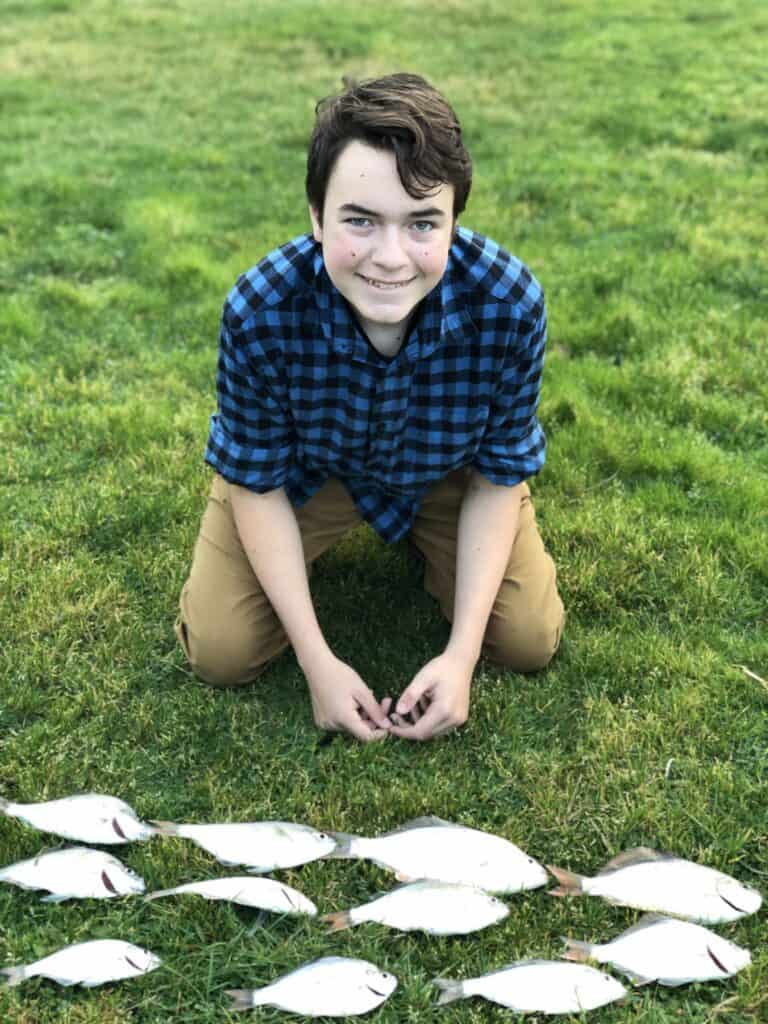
[175,469,564,686]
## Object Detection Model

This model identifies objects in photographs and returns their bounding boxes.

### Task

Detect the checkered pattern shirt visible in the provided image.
[205,226,547,543]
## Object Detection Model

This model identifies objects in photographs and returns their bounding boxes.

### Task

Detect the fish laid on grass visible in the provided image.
[547,847,763,923]
[0,846,145,901]
[562,913,752,986]
[0,939,161,988]
[433,961,628,1014]
[323,880,508,935]
[0,793,155,844]
[145,876,317,915]
[329,816,547,893]
[150,820,335,871]
[226,956,397,1016]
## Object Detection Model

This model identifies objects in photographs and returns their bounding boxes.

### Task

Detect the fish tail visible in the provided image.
[147,820,181,837]
[561,937,594,963]
[0,966,27,987]
[225,989,256,1011]
[321,910,354,932]
[433,978,465,1005]
[546,864,586,896]
[143,887,177,901]
[0,797,9,813]
[325,832,361,858]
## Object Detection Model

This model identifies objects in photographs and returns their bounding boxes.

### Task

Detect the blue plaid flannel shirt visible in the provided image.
[205,225,547,543]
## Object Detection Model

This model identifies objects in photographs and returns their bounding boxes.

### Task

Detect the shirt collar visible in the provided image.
[312,249,476,363]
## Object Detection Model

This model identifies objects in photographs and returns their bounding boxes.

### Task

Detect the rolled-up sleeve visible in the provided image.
[473,305,547,485]
[204,319,294,491]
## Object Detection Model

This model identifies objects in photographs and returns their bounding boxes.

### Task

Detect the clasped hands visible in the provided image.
[306,650,474,743]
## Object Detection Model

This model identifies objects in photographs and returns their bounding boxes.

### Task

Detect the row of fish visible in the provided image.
[2,912,754,1015]
[1,795,762,1014]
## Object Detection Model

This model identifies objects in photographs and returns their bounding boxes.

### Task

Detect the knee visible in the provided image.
[483,607,564,673]
[175,616,269,688]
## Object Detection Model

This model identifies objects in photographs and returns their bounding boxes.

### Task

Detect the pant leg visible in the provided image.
[408,468,564,672]
[175,474,362,687]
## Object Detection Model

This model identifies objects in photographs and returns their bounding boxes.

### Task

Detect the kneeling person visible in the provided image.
[176,73,564,742]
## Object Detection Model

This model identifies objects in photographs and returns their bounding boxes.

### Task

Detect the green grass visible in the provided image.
[1,0,767,1021]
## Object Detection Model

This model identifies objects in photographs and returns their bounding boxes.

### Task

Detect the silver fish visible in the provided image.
[563,913,752,986]
[0,793,155,844]
[329,816,547,893]
[0,939,161,987]
[433,961,627,1014]
[548,847,763,923]
[0,846,145,901]
[226,956,397,1016]
[323,880,508,935]
[151,819,335,871]
[145,876,317,915]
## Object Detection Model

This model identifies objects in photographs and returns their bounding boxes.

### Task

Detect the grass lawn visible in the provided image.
[1,0,767,1021]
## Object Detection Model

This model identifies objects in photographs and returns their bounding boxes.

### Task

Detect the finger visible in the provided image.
[395,677,432,717]
[390,704,446,742]
[355,690,392,730]
[345,715,389,743]
[380,696,393,717]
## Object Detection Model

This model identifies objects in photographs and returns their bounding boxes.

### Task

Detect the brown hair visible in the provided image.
[306,73,472,223]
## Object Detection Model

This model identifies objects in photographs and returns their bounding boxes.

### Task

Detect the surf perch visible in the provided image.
[145,876,317,915]
[562,913,752,986]
[150,819,336,871]
[547,847,763,923]
[226,956,397,1016]
[323,879,508,935]
[0,846,145,901]
[329,816,547,893]
[0,939,161,988]
[432,961,628,1014]
[0,793,155,844]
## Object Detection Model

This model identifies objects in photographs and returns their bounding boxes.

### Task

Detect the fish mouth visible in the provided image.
[124,956,143,971]
[719,893,748,914]
[707,946,729,973]
[366,986,387,997]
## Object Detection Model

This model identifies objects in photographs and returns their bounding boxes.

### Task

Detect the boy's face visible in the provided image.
[309,140,455,346]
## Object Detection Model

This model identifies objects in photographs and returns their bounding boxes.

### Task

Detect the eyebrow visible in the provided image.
[339,203,448,219]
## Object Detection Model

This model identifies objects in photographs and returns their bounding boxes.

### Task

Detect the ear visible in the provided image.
[308,204,323,243]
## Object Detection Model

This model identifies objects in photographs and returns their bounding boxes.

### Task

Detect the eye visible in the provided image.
[346,217,372,228]
[411,221,435,233]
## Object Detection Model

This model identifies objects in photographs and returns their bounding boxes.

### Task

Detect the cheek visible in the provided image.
[323,238,361,274]
[417,244,450,277]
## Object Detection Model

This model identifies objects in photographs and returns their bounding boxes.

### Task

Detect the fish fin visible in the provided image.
[382,816,453,836]
[0,966,26,987]
[599,847,673,874]
[321,910,354,932]
[560,938,594,963]
[146,820,180,837]
[40,893,70,903]
[432,978,465,1005]
[225,989,256,1010]
[625,971,656,987]
[325,832,363,858]
[613,913,671,940]
[546,864,586,895]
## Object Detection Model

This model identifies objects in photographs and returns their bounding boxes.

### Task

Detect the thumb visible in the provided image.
[356,688,392,730]
[396,673,432,716]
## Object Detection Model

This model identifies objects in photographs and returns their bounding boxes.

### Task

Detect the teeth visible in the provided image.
[364,277,411,290]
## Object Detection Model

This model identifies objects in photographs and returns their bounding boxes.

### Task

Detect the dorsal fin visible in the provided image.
[599,847,676,874]
[381,816,455,836]
[613,913,672,940]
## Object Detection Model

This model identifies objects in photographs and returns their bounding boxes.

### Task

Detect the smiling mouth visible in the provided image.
[358,274,415,290]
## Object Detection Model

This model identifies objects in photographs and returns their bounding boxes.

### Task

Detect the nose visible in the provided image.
[372,226,408,272]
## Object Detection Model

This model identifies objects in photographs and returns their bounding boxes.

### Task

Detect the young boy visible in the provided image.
[175,73,564,742]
